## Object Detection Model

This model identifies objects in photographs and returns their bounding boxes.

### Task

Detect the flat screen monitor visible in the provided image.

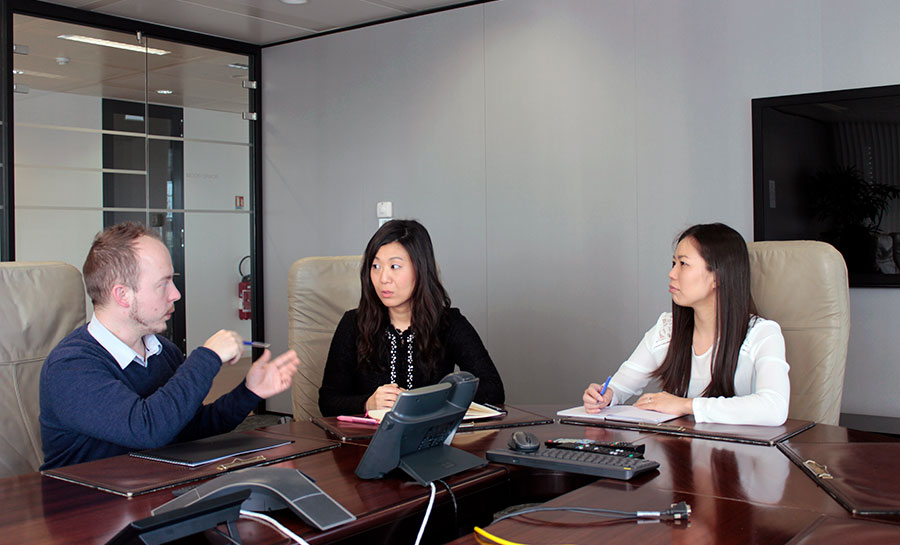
[355,372,487,485]
[753,84,900,286]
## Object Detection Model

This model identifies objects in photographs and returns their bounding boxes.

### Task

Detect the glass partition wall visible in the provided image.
[10,13,259,358]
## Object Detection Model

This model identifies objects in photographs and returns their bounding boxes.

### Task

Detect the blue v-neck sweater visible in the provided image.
[39,325,261,470]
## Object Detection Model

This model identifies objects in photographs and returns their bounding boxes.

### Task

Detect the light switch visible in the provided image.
[376,201,393,218]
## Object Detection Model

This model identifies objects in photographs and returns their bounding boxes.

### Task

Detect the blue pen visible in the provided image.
[599,375,612,396]
[243,340,271,349]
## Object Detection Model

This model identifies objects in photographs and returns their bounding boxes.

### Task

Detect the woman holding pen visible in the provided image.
[583,223,790,426]
[318,219,505,417]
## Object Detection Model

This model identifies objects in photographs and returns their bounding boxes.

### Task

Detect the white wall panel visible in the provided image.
[483,0,639,403]
[262,0,900,418]
[262,7,487,413]
[633,0,823,329]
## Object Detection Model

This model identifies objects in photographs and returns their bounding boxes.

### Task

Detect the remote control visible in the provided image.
[544,438,645,457]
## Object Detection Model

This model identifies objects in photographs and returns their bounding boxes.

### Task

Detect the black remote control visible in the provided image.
[544,438,645,458]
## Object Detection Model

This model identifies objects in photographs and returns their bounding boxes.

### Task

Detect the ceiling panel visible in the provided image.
[371,0,470,9]
[184,0,408,28]
[13,14,252,114]
[13,0,483,115]
[94,0,326,44]
[37,0,478,45]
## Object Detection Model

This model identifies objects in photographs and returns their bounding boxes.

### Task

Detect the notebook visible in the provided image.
[129,431,293,467]
[556,405,680,425]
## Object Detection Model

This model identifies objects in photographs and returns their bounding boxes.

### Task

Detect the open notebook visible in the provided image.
[367,401,505,424]
[557,405,680,425]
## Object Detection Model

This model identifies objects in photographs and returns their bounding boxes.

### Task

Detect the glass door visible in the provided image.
[13,15,145,276]
[146,36,253,351]
[12,14,256,356]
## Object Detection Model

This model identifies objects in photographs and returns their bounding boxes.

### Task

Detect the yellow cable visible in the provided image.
[473,527,527,545]
[473,526,578,545]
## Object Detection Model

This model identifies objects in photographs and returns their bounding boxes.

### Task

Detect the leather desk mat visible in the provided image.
[786,514,900,543]
[41,430,338,497]
[560,415,814,446]
[312,404,554,441]
[778,441,900,516]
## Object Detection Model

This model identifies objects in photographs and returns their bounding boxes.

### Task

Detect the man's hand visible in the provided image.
[245,349,301,399]
[203,329,243,365]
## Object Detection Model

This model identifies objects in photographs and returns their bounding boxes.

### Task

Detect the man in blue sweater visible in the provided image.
[39,222,301,470]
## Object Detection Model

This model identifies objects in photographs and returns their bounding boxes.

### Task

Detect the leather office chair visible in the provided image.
[288,256,361,421]
[0,262,86,476]
[747,241,850,425]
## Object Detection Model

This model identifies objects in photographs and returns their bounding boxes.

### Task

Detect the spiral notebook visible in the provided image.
[129,431,292,467]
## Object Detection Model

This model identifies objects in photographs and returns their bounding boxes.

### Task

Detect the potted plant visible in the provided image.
[809,165,900,273]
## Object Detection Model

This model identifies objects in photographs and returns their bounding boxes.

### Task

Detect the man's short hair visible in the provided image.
[83,222,160,307]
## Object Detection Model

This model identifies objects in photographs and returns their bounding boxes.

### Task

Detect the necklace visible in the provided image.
[387,328,415,390]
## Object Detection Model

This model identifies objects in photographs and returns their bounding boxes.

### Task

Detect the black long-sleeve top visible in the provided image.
[318,308,505,416]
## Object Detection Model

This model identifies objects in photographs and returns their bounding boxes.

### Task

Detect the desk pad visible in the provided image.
[778,441,900,516]
[786,514,900,543]
[312,405,554,441]
[559,416,814,446]
[41,430,339,497]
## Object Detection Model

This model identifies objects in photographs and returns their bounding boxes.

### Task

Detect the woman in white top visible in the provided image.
[583,223,790,426]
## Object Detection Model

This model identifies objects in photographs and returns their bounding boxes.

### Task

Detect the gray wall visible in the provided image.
[262,0,900,418]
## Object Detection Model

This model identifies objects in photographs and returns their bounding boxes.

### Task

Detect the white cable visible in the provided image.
[240,509,311,545]
[414,482,437,545]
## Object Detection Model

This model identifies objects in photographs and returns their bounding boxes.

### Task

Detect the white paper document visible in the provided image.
[557,405,680,425]
[368,402,504,423]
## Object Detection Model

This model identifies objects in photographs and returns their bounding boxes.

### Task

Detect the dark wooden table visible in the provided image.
[2,406,899,544]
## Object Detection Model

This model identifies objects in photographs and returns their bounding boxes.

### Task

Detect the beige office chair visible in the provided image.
[0,262,86,476]
[288,256,361,421]
[747,241,850,425]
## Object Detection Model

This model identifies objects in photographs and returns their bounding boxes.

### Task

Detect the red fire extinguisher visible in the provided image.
[238,256,251,320]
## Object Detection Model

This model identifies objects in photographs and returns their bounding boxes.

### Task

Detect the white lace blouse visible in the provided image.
[608,312,790,425]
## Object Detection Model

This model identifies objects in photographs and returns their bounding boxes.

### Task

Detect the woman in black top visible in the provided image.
[318,220,504,416]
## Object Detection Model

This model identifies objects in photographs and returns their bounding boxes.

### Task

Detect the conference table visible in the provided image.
[2,405,900,544]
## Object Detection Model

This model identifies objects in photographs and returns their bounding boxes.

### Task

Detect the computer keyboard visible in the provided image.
[485,447,659,480]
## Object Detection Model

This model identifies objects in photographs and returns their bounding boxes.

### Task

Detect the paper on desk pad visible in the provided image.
[557,404,679,424]
[368,401,503,423]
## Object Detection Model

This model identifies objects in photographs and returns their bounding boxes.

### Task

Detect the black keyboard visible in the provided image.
[486,447,659,480]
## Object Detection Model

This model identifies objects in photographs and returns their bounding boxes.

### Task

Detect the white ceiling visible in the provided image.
[38,0,477,46]
[13,1,479,112]
[14,14,255,112]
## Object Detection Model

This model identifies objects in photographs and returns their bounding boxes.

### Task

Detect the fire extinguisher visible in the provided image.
[238,255,251,320]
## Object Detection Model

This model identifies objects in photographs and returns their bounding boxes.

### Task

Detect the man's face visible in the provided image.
[129,236,181,335]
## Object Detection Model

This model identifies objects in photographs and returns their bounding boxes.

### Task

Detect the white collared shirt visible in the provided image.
[87,314,163,370]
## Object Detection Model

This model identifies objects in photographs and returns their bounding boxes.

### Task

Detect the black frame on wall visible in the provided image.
[0,0,267,373]
[752,84,900,288]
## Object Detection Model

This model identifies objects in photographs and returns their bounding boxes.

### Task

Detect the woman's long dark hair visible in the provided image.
[356,219,451,376]
[650,223,752,398]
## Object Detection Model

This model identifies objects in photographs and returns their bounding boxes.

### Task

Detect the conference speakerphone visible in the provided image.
[486,447,659,480]
[152,467,356,531]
